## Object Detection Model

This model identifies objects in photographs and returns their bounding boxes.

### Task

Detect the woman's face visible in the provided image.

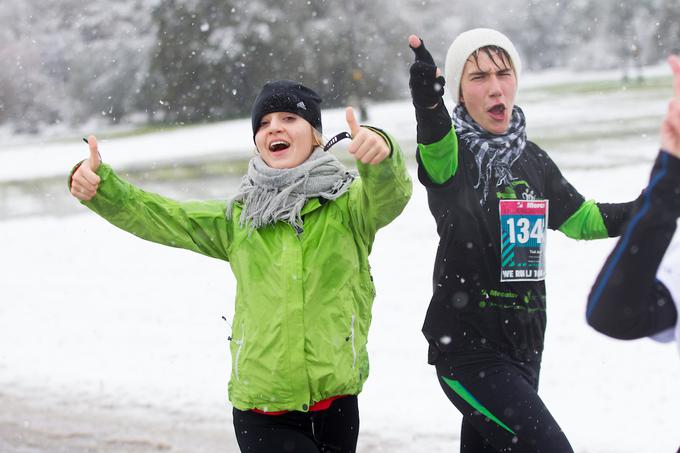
[255,112,316,169]
[460,49,517,135]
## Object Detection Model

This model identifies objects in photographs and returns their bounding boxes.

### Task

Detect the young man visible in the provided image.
[408,28,638,452]
[587,56,680,355]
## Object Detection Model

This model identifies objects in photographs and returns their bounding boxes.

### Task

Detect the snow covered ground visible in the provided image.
[1,68,679,452]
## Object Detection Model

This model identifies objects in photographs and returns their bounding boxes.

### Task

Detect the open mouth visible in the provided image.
[488,104,506,116]
[269,141,290,152]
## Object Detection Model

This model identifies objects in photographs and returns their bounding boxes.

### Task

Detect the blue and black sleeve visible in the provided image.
[586,151,680,339]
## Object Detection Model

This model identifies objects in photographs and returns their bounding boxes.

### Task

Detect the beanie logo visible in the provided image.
[297,101,307,110]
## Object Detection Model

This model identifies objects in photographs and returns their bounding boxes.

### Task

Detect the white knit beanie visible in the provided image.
[444,28,522,104]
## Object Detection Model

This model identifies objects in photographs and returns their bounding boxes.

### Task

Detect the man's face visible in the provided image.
[459,49,517,135]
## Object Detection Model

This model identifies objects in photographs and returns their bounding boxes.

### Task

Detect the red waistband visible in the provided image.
[251,395,348,416]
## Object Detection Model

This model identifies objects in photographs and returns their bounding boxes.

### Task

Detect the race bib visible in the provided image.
[499,200,548,282]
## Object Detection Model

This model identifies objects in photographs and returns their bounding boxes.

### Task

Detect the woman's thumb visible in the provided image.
[87,135,101,170]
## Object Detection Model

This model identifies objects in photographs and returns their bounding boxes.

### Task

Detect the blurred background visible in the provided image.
[2,2,680,452]
[1,0,679,137]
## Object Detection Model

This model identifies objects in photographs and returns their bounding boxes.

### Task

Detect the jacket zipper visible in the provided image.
[233,322,245,381]
[350,314,357,369]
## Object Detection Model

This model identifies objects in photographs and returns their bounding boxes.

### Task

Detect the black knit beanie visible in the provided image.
[251,80,323,139]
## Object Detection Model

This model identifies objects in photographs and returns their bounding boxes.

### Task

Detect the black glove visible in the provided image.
[409,39,446,109]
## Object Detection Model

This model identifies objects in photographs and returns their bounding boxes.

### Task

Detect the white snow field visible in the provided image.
[1,67,679,452]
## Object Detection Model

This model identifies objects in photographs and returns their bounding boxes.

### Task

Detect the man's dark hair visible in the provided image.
[459,46,515,99]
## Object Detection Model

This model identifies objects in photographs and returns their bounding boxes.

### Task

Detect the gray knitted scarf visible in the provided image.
[227,148,355,232]
[452,104,527,204]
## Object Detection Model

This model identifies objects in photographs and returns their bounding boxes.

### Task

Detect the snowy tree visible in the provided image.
[68,0,156,124]
[656,0,680,58]
[0,1,74,132]
[0,0,154,132]
[2,0,679,134]
[140,0,409,124]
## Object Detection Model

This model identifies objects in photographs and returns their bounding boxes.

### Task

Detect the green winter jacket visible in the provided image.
[79,136,412,412]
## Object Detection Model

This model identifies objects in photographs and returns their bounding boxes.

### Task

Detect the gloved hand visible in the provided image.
[409,35,445,109]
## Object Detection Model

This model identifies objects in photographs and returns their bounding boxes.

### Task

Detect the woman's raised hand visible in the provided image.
[346,107,390,165]
[70,134,102,201]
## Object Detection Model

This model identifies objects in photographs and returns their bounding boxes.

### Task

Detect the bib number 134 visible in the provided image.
[505,217,544,245]
[499,200,549,282]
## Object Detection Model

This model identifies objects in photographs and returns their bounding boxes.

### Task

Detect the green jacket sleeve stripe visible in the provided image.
[558,199,609,240]
[418,128,459,184]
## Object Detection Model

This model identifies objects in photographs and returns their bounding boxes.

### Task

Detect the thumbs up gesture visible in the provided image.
[346,107,389,165]
[661,55,680,158]
[408,35,445,109]
[70,134,102,201]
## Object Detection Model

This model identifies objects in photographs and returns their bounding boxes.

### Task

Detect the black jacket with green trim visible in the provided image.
[416,103,636,363]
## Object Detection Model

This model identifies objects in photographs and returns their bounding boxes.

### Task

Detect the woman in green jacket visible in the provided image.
[69,80,412,453]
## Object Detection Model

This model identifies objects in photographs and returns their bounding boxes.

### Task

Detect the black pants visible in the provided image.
[433,346,573,453]
[233,396,359,453]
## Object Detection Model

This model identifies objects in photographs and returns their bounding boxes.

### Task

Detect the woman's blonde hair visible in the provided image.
[313,128,325,149]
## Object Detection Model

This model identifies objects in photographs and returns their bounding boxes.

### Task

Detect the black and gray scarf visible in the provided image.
[452,104,527,204]
[226,148,355,232]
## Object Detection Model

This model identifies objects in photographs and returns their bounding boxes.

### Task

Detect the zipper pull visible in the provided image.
[222,315,233,342]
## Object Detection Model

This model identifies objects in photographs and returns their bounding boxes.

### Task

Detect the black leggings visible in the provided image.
[232,396,359,453]
[433,347,573,453]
